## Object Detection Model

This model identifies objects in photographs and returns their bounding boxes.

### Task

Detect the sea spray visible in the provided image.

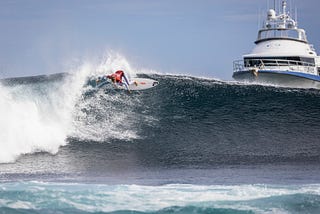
[0,64,91,163]
[0,83,66,163]
[0,53,152,163]
[94,52,137,80]
[71,53,143,141]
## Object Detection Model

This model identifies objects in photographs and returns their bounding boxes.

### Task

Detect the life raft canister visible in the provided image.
[251,68,259,77]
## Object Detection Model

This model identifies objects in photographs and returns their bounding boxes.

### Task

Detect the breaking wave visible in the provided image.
[0,53,147,163]
[1,52,320,166]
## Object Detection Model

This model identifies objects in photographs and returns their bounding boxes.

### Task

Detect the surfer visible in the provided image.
[107,70,132,91]
[95,70,160,92]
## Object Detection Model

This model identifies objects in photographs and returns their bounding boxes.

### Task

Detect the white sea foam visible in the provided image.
[0,182,319,213]
[70,53,145,141]
[93,51,137,80]
[0,63,90,163]
[0,85,66,163]
[0,53,155,163]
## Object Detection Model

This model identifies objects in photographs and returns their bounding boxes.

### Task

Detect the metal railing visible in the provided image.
[233,59,316,74]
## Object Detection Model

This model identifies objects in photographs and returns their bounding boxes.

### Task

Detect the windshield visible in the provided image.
[257,28,307,42]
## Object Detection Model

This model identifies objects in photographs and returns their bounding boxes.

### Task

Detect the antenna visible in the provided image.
[258,8,260,30]
[283,1,287,14]
[295,6,298,25]
[290,0,292,15]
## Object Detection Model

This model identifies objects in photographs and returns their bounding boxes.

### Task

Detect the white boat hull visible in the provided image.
[233,70,320,89]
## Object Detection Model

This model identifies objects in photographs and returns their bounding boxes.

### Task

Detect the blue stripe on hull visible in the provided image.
[233,70,320,81]
[232,69,320,88]
[259,70,320,81]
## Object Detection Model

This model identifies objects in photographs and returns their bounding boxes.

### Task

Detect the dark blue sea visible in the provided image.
[1,70,320,213]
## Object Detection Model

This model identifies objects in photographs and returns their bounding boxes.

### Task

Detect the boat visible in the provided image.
[232,0,320,88]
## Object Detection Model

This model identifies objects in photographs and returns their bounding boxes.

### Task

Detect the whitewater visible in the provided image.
[1,53,320,213]
[0,54,141,163]
[1,182,320,213]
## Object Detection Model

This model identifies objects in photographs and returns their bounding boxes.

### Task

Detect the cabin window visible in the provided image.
[318,67,320,75]
[257,29,305,42]
[244,57,315,67]
[300,57,316,64]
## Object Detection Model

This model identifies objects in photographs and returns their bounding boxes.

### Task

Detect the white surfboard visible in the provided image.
[116,78,159,91]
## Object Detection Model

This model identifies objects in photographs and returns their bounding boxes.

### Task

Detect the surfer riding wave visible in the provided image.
[94,70,158,92]
[107,70,137,92]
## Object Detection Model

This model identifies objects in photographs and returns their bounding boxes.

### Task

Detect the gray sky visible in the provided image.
[0,0,319,80]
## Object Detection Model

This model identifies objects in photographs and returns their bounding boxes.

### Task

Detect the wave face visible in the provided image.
[131,75,320,163]
[140,75,320,167]
[1,182,320,214]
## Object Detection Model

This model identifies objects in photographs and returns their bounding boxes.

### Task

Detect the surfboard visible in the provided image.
[115,78,159,91]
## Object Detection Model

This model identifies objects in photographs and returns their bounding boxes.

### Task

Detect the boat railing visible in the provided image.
[233,59,316,74]
[233,60,245,72]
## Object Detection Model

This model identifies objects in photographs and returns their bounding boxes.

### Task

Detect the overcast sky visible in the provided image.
[0,0,319,80]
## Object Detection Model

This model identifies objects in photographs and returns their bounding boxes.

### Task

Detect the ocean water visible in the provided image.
[1,59,320,213]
